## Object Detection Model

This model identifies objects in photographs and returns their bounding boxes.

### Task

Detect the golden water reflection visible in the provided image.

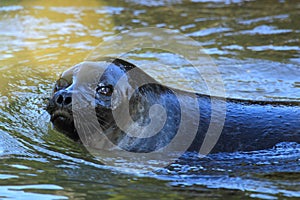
[0,0,114,101]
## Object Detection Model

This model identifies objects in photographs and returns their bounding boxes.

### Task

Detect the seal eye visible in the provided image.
[96,84,113,96]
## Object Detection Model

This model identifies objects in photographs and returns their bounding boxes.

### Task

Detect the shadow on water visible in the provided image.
[0,0,299,199]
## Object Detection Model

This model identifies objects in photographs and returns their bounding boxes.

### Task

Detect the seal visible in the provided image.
[46,58,300,153]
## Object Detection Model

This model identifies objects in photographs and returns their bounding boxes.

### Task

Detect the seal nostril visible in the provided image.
[56,95,63,105]
[65,96,72,105]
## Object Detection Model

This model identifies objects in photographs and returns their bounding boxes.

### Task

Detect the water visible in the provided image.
[0,0,299,199]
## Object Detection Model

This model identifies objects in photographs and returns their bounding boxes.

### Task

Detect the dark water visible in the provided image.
[0,0,299,199]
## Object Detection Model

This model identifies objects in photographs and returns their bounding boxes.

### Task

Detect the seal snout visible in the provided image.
[50,108,78,140]
[50,110,72,122]
[46,88,79,139]
[53,90,72,109]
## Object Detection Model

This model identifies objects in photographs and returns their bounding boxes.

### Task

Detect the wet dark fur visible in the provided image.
[46,58,300,153]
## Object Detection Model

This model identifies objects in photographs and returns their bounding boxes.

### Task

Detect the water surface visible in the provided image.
[0,0,299,199]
